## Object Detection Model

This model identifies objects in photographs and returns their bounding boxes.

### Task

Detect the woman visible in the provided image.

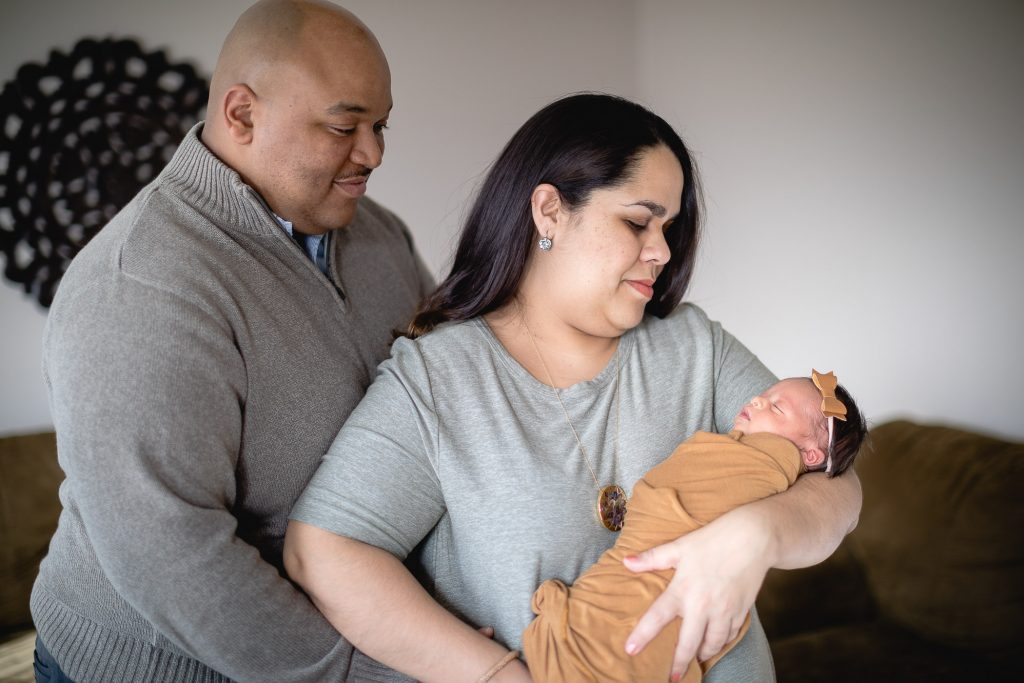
[285,94,861,682]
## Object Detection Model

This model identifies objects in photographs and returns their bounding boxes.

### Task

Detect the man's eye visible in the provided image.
[329,127,355,136]
[374,122,390,134]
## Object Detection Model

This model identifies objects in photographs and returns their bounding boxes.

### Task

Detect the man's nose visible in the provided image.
[351,129,383,169]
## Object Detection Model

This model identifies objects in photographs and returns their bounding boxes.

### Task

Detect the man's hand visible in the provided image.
[622,507,772,680]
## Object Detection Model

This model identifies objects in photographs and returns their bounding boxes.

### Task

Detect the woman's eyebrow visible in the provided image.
[623,200,667,217]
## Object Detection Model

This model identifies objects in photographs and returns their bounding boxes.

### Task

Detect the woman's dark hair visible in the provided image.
[407,93,703,338]
[825,384,868,478]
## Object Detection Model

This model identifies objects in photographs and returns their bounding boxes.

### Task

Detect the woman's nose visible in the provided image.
[642,227,671,266]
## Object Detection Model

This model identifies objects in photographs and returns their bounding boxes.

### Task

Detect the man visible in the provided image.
[31,1,432,680]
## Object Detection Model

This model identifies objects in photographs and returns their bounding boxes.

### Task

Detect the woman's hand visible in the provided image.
[622,506,772,680]
[621,469,861,680]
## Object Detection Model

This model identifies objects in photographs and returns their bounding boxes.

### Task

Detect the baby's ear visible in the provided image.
[801,445,826,470]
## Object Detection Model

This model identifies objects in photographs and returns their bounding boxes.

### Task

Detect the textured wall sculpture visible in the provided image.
[0,38,208,307]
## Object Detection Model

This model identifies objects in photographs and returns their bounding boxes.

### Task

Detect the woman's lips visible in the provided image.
[626,280,654,298]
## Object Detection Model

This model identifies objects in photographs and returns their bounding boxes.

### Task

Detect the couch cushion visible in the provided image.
[849,420,1024,663]
[757,543,876,640]
[0,431,62,634]
[768,619,1006,683]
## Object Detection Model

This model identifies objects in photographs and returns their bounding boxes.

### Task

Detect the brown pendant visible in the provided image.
[597,484,628,531]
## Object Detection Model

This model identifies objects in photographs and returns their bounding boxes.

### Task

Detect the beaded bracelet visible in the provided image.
[477,649,520,682]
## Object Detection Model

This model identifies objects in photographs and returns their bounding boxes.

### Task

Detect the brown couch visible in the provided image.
[757,420,1024,681]
[0,430,61,681]
[4,422,1021,681]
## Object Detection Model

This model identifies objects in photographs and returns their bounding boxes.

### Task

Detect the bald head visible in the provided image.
[201,0,393,232]
[207,0,385,116]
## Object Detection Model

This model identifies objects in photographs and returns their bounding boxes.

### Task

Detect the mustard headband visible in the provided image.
[812,369,847,473]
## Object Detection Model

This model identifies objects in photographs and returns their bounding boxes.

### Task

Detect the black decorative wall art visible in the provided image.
[0,38,208,307]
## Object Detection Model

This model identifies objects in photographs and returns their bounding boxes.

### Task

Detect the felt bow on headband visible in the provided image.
[812,369,847,474]
[812,370,847,421]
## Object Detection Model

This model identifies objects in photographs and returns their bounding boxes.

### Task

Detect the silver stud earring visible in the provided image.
[538,235,553,251]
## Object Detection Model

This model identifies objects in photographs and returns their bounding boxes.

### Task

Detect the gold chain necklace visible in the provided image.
[521,316,628,531]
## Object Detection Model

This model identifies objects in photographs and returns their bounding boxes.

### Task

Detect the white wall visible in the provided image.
[0,0,635,435]
[636,0,1024,440]
[2,0,1022,441]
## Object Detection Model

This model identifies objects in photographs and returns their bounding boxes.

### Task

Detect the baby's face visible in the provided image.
[733,378,823,448]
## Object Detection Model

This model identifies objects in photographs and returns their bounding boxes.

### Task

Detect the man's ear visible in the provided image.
[530,183,566,240]
[802,445,827,470]
[221,84,257,145]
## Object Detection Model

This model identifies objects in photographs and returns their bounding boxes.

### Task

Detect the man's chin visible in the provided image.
[318,201,360,232]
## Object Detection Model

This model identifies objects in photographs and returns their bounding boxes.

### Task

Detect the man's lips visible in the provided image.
[626,279,655,298]
[737,408,750,421]
[334,174,370,198]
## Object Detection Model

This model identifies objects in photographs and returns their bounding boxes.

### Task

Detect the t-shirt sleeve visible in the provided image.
[705,311,777,434]
[291,337,443,559]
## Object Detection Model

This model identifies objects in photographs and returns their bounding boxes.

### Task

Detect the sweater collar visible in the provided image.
[159,122,280,237]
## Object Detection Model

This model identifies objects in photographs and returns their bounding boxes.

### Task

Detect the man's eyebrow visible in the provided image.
[325,101,394,116]
[325,101,365,115]
[624,200,667,217]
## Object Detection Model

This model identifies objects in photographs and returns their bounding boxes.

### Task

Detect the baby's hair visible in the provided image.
[822,383,866,477]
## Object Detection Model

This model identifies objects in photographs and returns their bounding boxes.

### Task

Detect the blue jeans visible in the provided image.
[34,637,76,683]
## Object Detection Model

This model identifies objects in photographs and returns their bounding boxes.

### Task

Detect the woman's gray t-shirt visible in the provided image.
[291,303,776,675]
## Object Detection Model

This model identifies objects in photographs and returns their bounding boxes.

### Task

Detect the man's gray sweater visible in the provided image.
[30,125,432,682]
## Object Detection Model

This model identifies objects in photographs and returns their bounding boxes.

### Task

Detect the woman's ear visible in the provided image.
[530,184,565,239]
[801,445,827,471]
[222,84,257,145]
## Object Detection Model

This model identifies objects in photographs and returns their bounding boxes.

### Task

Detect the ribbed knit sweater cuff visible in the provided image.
[32,590,231,683]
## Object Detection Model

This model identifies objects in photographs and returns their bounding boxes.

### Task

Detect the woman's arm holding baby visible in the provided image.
[623,470,862,680]
[284,521,531,683]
